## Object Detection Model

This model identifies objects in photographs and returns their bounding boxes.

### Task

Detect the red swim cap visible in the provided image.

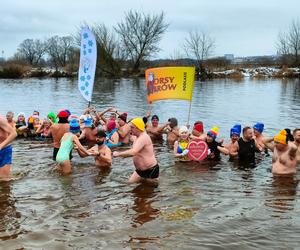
[57,110,69,118]
[194,122,203,133]
[107,120,116,131]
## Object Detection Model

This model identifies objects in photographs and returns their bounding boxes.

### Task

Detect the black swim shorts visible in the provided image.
[135,164,159,179]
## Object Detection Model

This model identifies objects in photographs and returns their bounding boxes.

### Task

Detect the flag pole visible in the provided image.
[187,100,192,127]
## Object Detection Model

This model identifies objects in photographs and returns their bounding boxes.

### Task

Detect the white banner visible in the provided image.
[78,28,97,102]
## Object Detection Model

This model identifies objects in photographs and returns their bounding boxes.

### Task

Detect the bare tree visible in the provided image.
[288,19,300,65]
[17,39,46,65]
[183,30,215,75]
[46,36,75,71]
[93,24,124,76]
[277,19,300,66]
[115,10,169,74]
[277,31,290,55]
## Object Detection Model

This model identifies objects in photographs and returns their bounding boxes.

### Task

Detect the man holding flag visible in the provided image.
[113,117,159,186]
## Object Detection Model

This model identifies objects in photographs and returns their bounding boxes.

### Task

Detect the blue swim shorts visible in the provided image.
[0,145,12,168]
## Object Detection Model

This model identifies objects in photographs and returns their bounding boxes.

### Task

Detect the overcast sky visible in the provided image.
[0,0,299,59]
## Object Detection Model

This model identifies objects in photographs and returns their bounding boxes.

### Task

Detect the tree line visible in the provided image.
[4,10,217,78]
[2,11,300,79]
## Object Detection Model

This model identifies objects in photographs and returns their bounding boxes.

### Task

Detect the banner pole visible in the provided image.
[187,100,192,127]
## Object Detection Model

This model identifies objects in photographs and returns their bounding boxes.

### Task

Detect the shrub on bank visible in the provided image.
[0,63,30,78]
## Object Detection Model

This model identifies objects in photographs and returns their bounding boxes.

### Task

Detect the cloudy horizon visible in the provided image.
[0,0,299,59]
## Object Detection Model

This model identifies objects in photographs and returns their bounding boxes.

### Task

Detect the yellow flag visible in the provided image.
[145,67,195,103]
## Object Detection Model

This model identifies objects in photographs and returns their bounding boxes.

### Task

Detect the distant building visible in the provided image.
[224,54,234,62]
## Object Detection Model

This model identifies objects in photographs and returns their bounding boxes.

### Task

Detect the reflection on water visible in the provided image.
[0,182,21,241]
[130,184,160,228]
[265,176,298,216]
[0,77,300,248]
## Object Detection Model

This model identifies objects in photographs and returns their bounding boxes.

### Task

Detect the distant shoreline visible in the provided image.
[0,66,299,80]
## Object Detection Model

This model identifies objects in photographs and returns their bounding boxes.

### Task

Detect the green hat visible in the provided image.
[47,112,58,124]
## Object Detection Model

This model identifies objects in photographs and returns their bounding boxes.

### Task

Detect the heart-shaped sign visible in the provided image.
[187,139,208,161]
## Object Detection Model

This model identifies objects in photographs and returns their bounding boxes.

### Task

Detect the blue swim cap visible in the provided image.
[253,122,264,133]
[84,117,93,127]
[65,109,71,116]
[69,119,80,134]
[233,124,241,134]
[230,127,240,137]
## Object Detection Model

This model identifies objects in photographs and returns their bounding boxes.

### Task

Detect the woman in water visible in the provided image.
[56,119,90,175]
[173,126,191,161]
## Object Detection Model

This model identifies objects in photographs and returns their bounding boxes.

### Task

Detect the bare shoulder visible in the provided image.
[105,145,112,154]
[0,115,7,124]
[289,142,297,150]
[0,115,14,132]
[137,132,150,144]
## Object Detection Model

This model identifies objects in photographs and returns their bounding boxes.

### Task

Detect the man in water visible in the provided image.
[237,126,258,167]
[263,129,297,175]
[0,114,17,177]
[77,130,112,168]
[146,115,168,141]
[224,125,241,159]
[253,122,266,152]
[48,110,70,160]
[6,111,15,128]
[117,113,131,145]
[113,117,159,185]
[166,117,179,144]
[79,117,98,148]
[292,128,300,164]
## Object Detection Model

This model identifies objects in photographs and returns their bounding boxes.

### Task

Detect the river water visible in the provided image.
[0,77,300,249]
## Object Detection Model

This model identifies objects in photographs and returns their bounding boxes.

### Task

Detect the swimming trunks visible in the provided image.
[0,145,12,168]
[136,164,159,179]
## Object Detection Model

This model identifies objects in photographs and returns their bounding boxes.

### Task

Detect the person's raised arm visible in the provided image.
[288,142,297,158]
[118,125,130,138]
[263,137,275,152]
[35,123,44,134]
[113,137,145,158]
[73,135,90,155]
[217,145,229,155]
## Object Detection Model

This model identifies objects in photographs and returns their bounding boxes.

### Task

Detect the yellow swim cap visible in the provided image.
[130,117,145,132]
[274,129,287,145]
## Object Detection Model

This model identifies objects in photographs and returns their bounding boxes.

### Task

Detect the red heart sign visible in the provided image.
[187,139,208,161]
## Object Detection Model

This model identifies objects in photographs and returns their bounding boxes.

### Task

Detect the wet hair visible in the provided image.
[293,128,300,135]
[142,116,148,125]
[168,117,178,128]
[33,110,39,116]
[97,129,107,138]
[6,111,14,117]
[242,126,251,135]
[285,128,294,142]
[151,115,159,121]
[58,117,69,124]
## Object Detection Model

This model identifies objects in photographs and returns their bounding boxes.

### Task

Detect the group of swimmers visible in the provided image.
[0,107,300,184]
